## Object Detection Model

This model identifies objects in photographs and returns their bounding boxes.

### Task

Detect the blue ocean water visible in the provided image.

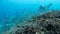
[0,0,60,34]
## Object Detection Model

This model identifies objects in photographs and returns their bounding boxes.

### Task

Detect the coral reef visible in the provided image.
[8,10,60,34]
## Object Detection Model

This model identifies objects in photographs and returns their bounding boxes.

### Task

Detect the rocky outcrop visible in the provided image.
[9,10,60,34]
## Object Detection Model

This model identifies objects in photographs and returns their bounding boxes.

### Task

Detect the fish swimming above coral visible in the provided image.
[8,10,60,34]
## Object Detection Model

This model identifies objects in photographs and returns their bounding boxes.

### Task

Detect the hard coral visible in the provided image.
[9,10,60,34]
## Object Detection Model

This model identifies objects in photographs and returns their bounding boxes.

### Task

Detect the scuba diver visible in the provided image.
[39,3,53,11]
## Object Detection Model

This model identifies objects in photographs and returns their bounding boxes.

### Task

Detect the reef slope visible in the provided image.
[8,10,60,34]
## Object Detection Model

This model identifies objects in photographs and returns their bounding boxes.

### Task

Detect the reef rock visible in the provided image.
[8,10,60,34]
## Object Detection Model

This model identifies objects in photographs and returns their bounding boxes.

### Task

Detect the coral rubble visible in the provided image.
[8,10,60,34]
